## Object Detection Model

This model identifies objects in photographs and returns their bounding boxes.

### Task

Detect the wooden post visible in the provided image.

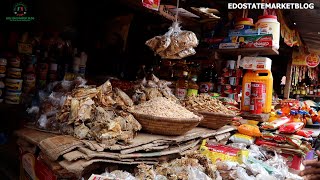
[284,57,292,99]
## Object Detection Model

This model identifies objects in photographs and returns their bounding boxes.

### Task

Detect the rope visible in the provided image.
[175,0,180,23]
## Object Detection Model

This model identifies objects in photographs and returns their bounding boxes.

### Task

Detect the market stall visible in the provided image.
[1,0,320,179]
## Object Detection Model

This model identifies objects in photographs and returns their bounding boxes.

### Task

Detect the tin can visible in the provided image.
[251,82,264,98]
[218,77,228,85]
[226,60,236,69]
[250,98,263,114]
[224,84,233,94]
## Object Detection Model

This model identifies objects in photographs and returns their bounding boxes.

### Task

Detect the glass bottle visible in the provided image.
[198,64,217,94]
[310,84,314,95]
[173,60,189,81]
[187,76,199,97]
[159,60,173,80]
[301,83,306,95]
[175,71,189,100]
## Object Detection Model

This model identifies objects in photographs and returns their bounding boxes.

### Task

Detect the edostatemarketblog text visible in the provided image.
[228,3,315,10]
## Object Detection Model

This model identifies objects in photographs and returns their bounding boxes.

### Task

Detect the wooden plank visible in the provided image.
[217,47,279,56]
[284,56,293,99]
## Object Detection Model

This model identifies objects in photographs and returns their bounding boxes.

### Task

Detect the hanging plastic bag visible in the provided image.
[145,22,198,59]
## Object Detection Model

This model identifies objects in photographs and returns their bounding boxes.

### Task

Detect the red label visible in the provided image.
[175,88,187,100]
[142,0,161,11]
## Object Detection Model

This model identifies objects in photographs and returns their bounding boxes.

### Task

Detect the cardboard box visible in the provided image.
[228,28,262,36]
[221,34,273,48]
[238,57,272,70]
[219,43,239,49]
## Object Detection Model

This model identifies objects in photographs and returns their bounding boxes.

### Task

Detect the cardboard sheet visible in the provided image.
[39,135,84,161]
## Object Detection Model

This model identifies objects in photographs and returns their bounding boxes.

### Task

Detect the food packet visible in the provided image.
[278,122,304,134]
[261,117,290,130]
[145,22,198,59]
[296,129,313,137]
[229,133,255,145]
[238,124,262,137]
[261,132,274,141]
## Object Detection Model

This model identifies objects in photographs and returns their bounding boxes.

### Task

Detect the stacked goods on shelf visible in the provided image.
[5,56,23,104]
[0,58,6,103]
[217,60,242,102]
[219,16,280,50]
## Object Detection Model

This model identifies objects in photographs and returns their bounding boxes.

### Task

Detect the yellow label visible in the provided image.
[187,89,198,96]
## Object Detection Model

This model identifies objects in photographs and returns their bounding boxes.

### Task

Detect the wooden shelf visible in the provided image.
[216,47,279,56]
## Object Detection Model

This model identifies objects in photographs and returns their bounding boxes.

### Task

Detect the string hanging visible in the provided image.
[175,0,180,23]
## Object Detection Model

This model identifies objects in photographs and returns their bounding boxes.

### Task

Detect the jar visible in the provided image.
[235,18,254,30]
[255,15,280,50]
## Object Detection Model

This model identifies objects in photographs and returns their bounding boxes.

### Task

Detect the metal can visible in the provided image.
[250,98,263,114]
[251,82,264,98]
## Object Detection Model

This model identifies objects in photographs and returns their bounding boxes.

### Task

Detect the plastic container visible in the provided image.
[255,15,280,50]
[5,78,23,91]
[4,90,21,104]
[7,68,22,78]
[235,18,254,30]
[241,70,273,113]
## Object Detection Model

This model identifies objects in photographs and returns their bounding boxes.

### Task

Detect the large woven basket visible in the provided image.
[197,111,235,129]
[132,113,202,136]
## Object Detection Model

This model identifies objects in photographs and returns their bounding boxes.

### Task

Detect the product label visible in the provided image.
[187,89,198,97]
[244,83,251,106]
[18,43,33,54]
[199,82,213,93]
[175,88,187,100]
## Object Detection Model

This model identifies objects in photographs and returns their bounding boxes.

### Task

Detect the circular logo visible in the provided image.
[305,53,320,67]
[13,2,27,17]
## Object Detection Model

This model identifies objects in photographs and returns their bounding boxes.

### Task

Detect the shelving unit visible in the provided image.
[216,47,279,56]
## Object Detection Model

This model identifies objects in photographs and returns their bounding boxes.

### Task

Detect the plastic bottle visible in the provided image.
[187,76,199,97]
[175,71,188,100]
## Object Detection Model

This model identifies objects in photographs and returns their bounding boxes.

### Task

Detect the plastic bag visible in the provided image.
[296,129,313,138]
[187,166,212,180]
[100,170,136,180]
[145,22,198,59]
[229,133,255,145]
[238,124,262,137]
[261,117,290,130]
[279,122,304,134]
[235,167,255,180]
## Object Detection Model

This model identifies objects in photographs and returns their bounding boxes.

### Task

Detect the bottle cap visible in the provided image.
[183,71,188,76]
[276,110,282,115]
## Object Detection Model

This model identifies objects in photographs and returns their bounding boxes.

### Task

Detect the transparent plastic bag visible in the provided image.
[187,166,212,180]
[145,22,198,59]
[234,167,255,180]
[104,170,136,180]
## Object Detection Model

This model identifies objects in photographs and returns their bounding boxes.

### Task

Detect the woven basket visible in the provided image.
[197,111,235,129]
[132,113,202,136]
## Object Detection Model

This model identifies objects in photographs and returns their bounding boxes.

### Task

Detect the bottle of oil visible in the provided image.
[187,76,199,97]
[175,71,188,100]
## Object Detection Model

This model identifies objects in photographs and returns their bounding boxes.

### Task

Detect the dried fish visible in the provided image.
[74,123,90,139]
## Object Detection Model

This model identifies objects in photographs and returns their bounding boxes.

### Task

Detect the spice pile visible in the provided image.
[132,75,177,104]
[132,97,200,120]
[37,79,142,146]
[182,94,237,116]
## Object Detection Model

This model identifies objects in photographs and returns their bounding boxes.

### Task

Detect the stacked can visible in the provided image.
[250,82,265,114]
[0,58,7,103]
[218,60,242,102]
[5,56,23,104]
[22,55,37,104]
